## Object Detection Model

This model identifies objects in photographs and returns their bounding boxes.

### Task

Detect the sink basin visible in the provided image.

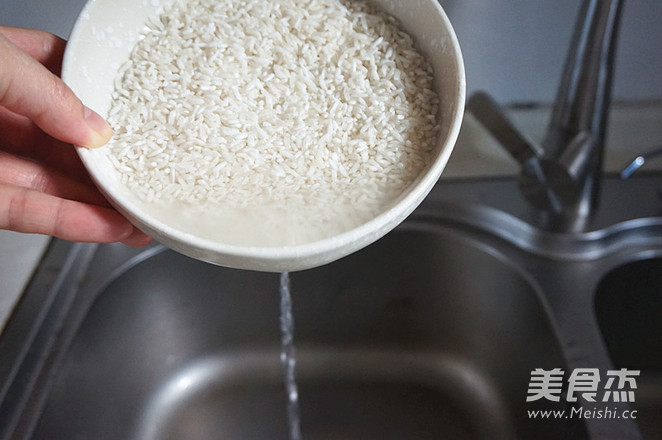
[595,257,662,440]
[5,175,662,440]
[25,223,583,440]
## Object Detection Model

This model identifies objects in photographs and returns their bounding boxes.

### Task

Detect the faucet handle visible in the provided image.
[519,135,594,215]
[467,91,594,221]
[466,91,543,164]
[467,91,595,184]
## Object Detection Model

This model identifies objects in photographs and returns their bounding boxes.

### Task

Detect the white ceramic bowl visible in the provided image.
[63,0,465,272]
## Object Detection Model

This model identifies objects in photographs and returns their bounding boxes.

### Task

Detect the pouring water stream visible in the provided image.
[280,272,302,440]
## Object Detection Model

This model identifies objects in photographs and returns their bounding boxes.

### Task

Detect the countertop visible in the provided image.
[0,232,50,333]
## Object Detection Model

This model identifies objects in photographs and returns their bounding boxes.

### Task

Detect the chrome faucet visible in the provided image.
[467,0,625,232]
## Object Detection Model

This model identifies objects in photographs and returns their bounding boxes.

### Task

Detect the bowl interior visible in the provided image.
[62,0,465,271]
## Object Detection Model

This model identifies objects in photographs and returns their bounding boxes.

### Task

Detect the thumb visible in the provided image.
[0,31,112,149]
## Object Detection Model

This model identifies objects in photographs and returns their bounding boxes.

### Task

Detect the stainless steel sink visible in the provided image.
[595,257,662,440]
[1,175,661,440]
[25,225,580,440]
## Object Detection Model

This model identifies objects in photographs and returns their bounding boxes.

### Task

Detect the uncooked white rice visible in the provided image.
[107,0,440,246]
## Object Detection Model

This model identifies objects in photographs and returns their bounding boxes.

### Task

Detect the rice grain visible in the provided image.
[107,0,440,246]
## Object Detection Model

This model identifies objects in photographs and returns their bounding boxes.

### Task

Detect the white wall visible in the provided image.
[1,0,661,104]
[442,0,662,103]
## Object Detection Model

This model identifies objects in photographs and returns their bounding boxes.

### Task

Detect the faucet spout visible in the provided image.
[540,0,624,225]
[548,0,624,150]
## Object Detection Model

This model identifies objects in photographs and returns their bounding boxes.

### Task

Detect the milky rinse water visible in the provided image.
[280,272,302,440]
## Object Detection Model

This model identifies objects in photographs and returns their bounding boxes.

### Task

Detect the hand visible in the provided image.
[0,26,150,247]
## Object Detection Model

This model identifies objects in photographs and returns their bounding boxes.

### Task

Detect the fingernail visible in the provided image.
[83,106,113,148]
[122,227,153,247]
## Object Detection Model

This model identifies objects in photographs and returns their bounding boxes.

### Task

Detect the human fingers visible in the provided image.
[0,32,112,149]
[0,28,99,179]
[0,150,108,206]
[0,184,151,247]
[0,106,92,181]
[0,26,64,74]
